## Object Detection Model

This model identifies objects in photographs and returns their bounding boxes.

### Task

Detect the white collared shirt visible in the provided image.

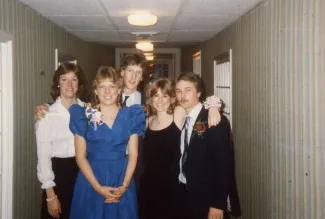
[179,102,203,183]
[35,97,84,189]
[122,91,142,106]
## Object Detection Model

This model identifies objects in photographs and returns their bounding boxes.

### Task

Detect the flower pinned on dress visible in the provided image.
[193,120,207,137]
[84,103,103,130]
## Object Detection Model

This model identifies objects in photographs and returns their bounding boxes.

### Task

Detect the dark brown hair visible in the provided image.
[176,72,203,93]
[91,66,122,106]
[51,63,87,101]
[119,53,147,72]
[146,78,176,116]
[117,53,147,93]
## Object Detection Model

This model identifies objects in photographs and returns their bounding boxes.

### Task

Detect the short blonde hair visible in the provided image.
[91,66,122,106]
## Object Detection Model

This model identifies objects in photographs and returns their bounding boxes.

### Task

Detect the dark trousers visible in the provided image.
[41,157,79,219]
[171,182,231,219]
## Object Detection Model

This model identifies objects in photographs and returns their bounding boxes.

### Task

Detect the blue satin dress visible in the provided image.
[68,104,145,219]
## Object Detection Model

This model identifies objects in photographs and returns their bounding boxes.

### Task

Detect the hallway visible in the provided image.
[0,0,324,218]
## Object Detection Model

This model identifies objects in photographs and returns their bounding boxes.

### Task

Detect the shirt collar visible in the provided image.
[122,91,137,99]
[122,91,141,105]
[53,97,83,113]
[187,102,203,121]
[76,98,83,106]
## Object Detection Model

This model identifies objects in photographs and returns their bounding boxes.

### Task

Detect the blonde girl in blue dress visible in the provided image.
[69,66,145,219]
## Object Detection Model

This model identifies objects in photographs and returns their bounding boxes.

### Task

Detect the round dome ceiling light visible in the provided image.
[128,12,158,26]
[135,42,154,52]
[145,56,154,61]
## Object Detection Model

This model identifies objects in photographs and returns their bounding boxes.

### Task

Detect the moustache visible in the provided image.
[180,99,188,103]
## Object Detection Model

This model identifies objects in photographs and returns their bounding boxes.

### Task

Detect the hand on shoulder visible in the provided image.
[34,104,49,121]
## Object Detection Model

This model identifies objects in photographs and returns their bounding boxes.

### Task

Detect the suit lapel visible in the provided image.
[189,108,207,145]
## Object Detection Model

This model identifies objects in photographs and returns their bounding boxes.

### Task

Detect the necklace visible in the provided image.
[152,115,160,124]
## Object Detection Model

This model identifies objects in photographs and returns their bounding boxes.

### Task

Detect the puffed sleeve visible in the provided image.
[69,104,87,138]
[36,115,55,189]
[130,104,146,136]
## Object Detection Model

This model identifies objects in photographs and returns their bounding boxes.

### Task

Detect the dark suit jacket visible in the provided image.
[182,108,240,217]
[228,138,242,217]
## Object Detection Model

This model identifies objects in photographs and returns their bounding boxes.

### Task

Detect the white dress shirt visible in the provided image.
[35,97,84,189]
[179,102,203,184]
[122,91,142,106]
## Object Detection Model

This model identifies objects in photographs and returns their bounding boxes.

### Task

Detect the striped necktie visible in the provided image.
[181,116,191,175]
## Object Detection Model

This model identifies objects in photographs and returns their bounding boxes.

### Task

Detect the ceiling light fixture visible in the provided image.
[128,12,158,26]
[136,42,154,51]
[145,56,154,61]
[144,53,153,56]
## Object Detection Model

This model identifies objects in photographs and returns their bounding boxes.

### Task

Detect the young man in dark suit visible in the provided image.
[174,72,237,219]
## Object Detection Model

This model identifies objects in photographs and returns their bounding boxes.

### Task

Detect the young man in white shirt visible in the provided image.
[118,54,147,194]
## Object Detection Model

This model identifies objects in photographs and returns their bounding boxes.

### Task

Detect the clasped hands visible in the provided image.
[97,185,127,203]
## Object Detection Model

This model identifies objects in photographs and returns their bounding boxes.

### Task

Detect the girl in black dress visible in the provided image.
[138,78,221,219]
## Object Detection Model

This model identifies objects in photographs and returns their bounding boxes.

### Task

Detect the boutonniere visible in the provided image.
[84,103,103,130]
[193,120,208,137]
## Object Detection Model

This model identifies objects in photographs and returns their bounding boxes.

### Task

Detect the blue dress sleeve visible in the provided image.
[69,104,87,138]
[129,104,146,136]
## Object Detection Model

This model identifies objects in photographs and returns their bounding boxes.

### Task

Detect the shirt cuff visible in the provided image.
[41,181,56,189]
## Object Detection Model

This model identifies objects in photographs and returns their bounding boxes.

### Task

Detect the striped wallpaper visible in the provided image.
[182,0,325,218]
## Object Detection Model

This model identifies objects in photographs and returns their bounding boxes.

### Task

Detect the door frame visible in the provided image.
[0,29,14,219]
[213,49,233,127]
[153,58,174,80]
[55,48,77,70]
[193,50,201,76]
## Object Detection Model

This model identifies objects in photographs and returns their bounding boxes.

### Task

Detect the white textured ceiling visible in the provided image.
[18,0,263,47]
